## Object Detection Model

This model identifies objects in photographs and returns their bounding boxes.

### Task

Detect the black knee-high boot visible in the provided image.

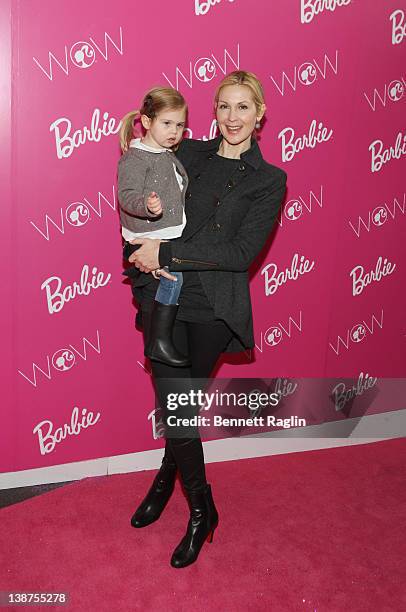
[130,441,177,528]
[167,437,218,568]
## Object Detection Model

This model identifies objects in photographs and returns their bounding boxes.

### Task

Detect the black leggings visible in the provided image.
[141,304,234,491]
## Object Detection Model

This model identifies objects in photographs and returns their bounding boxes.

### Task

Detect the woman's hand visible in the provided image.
[129,238,177,280]
[129,238,160,272]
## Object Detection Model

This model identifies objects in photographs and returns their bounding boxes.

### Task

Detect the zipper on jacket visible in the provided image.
[171,257,220,267]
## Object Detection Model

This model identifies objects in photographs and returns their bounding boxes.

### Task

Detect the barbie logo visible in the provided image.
[300,0,352,25]
[390,9,406,45]
[285,200,303,221]
[40,264,111,315]
[278,118,333,162]
[255,312,303,353]
[364,77,406,111]
[261,253,315,296]
[52,349,76,372]
[194,58,216,82]
[50,108,121,160]
[33,26,123,81]
[332,372,378,412]
[270,51,338,96]
[195,0,236,17]
[30,185,116,241]
[264,327,283,347]
[279,187,324,227]
[66,203,90,227]
[369,131,406,173]
[299,63,317,85]
[329,310,384,356]
[350,256,396,297]
[348,193,406,237]
[387,81,405,102]
[350,324,366,343]
[372,207,388,226]
[162,44,239,90]
[17,330,101,388]
[33,406,101,456]
[70,42,95,68]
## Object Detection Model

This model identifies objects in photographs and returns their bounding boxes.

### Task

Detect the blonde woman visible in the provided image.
[126,71,287,568]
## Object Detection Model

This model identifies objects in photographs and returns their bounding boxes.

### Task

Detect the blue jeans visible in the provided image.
[155,269,183,305]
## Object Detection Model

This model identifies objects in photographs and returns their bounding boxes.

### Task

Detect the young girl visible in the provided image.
[118,87,190,367]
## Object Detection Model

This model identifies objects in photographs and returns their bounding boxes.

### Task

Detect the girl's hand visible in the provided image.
[129,238,161,272]
[147,192,163,215]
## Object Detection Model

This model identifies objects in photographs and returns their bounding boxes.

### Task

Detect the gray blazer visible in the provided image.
[124,134,287,354]
[118,147,189,233]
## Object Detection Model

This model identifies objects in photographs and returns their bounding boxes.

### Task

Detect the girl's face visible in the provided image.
[141,108,186,149]
[215,84,264,150]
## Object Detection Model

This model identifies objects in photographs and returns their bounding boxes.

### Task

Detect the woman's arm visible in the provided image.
[130,172,287,273]
[118,155,159,219]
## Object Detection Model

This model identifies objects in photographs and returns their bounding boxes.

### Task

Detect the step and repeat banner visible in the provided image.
[2,0,405,474]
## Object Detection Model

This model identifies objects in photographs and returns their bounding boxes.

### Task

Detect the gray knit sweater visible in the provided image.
[118,147,189,233]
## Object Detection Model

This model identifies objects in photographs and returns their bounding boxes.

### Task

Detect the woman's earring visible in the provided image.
[255,121,261,129]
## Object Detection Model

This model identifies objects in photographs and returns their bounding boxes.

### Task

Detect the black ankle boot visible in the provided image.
[144,302,191,367]
[130,456,177,528]
[170,484,218,568]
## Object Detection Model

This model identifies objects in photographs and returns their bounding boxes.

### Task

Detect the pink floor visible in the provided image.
[1,438,405,611]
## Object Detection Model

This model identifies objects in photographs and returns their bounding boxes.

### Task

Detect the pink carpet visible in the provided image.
[1,438,405,611]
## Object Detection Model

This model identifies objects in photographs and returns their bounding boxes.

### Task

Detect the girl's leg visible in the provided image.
[145,272,190,367]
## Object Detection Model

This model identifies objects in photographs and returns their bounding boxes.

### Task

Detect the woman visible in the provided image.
[122,70,287,569]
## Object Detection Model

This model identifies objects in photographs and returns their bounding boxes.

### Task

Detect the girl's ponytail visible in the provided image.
[119,110,140,153]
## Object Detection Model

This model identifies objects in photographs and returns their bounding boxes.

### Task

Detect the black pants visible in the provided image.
[141,304,234,491]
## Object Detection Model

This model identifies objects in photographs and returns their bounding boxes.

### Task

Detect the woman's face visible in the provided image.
[215,84,263,150]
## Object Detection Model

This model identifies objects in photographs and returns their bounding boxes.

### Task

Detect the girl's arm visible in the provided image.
[118,155,159,219]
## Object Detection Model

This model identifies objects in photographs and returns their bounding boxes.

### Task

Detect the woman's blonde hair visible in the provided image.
[119,86,187,153]
[214,70,266,117]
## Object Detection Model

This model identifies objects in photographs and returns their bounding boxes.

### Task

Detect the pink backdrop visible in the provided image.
[2,0,405,473]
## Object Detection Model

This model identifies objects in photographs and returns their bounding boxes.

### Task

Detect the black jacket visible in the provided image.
[157,134,287,353]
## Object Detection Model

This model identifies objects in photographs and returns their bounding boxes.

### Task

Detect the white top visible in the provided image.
[121,138,187,241]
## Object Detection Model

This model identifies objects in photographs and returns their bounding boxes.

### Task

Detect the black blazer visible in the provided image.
[156,134,288,353]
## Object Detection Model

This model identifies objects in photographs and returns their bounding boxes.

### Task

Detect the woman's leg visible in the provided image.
[130,304,191,528]
[157,320,234,491]
[142,303,191,463]
[166,320,234,568]
[187,319,234,378]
